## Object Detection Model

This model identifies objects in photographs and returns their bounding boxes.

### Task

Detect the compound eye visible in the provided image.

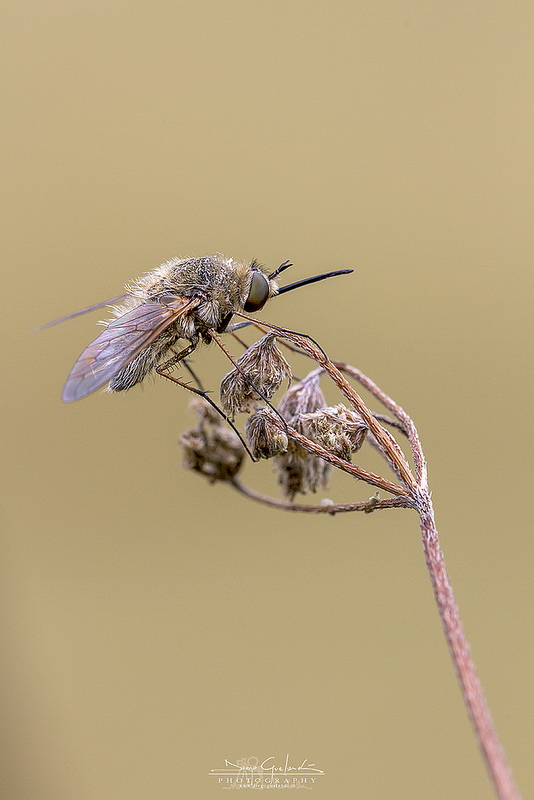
[244,271,270,312]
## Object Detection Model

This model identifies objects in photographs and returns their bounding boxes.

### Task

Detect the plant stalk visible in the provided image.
[204,318,522,799]
[416,490,520,800]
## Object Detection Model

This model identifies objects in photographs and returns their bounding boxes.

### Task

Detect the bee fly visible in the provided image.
[41,254,352,403]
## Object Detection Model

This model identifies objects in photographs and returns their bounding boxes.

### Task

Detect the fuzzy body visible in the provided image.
[108,255,277,392]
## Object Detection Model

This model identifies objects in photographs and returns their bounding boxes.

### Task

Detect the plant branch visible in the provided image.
[277,419,412,498]
[229,477,412,514]
[332,361,428,490]
[189,318,521,800]
[275,331,417,490]
[417,491,520,800]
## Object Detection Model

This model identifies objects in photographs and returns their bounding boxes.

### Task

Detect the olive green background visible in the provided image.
[2,2,532,798]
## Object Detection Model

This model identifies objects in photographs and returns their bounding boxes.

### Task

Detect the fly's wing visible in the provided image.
[34,295,129,332]
[62,297,199,403]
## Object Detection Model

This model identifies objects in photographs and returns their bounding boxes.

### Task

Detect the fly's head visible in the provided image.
[193,255,278,334]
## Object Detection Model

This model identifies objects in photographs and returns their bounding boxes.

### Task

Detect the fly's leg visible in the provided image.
[181,360,205,392]
[156,342,198,375]
[155,342,255,461]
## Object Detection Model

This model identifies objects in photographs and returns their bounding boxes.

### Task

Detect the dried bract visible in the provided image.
[274,371,331,499]
[245,407,289,460]
[220,333,292,417]
[180,398,245,483]
[277,368,325,423]
[301,404,367,461]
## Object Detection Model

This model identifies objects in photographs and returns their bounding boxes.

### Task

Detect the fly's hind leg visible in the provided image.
[156,342,198,375]
[156,343,206,394]
[181,360,205,392]
[156,342,203,396]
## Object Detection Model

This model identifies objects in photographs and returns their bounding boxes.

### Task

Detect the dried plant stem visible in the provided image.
[325,353,518,798]
[282,420,412,498]
[229,314,520,800]
[417,493,519,800]
[333,361,428,489]
[302,345,416,489]
[229,477,411,513]
[234,316,416,490]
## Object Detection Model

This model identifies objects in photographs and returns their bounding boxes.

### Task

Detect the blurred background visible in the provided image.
[2,2,532,798]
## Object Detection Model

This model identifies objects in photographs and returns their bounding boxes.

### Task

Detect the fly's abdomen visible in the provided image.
[109,329,181,392]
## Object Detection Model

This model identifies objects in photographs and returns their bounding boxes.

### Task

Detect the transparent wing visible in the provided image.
[34,295,129,332]
[62,297,199,403]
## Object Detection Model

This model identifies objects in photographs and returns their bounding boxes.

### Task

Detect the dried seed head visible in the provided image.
[301,404,368,461]
[275,457,308,499]
[277,368,326,424]
[274,444,332,499]
[274,370,331,499]
[303,449,332,494]
[180,398,245,483]
[220,333,292,417]
[245,407,289,459]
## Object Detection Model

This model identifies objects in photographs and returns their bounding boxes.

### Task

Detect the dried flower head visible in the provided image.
[220,333,292,417]
[276,367,325,423]
[245,406,289,459]
[180,398,245,483]
[301,404,368,461]
[274,370,332,499]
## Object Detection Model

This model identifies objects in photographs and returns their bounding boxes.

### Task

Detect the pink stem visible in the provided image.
[417,492,520,800]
